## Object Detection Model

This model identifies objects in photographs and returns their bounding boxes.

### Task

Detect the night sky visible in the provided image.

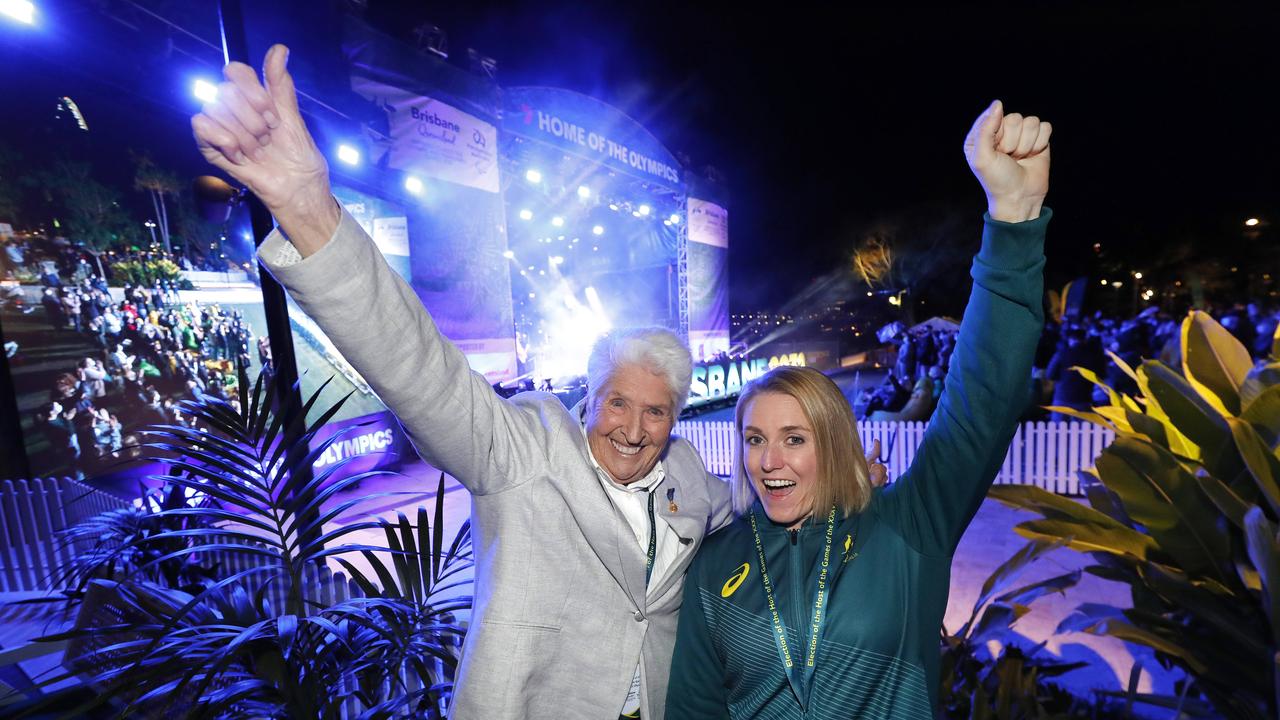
[4,1,1277,313]
[380,1,1280,310]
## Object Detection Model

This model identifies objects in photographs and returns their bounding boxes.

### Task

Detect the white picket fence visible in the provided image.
[676,419,1116,496]
[0,476,132,592]
[2,420,1111,595]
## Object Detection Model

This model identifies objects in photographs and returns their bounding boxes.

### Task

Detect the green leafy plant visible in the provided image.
[3,370,472,718]
[938,538,1096,719]
[992,311,1280,719]
[107,258,191,289]
[49,480,223,598]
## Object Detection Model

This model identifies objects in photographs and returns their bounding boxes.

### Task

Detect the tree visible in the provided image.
[132,150,180,254]
[41,159,136,277]
[171,187,225,264]
[849,207,976,324]
[0,141,25,224]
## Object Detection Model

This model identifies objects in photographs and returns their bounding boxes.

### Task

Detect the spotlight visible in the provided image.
[336,144,361,166]
[0,0,34,24]
[519,209,534,221]
[577,185,591,199]
[591,225,604,236]
[502,250,515,259]
[638,204,651,216]
[663,220,672,227]
[550,256,564,265]
[404,176,424,195]
[551,216,564,227]
[525,169,542,183]
[1246,217,1260,227]
[1132,271,1143,279]
[193,79,219,103]
[669,214,681,224]
[608,204,619,211]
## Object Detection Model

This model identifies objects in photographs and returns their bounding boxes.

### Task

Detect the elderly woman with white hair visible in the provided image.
[192,43,740,720]
[666,100,1052,719]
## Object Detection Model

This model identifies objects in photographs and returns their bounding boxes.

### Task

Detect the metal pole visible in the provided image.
[216,0,322,559]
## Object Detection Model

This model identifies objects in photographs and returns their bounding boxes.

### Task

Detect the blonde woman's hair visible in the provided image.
[730,366,873,521]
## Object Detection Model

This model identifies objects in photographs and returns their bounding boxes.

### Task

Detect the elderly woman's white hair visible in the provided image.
[587,327,693,413]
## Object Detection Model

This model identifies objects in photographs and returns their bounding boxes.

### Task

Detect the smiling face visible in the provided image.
[741,391,820,529]
[585,363,677,485]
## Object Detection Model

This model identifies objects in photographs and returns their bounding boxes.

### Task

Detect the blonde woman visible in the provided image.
[666,100,1051,719]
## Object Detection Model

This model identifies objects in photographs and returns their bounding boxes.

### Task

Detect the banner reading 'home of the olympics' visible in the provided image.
[503,86,683,188]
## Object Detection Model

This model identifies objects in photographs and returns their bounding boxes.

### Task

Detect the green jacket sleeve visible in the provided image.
[878,209,1049,556]
[665,566,730,720]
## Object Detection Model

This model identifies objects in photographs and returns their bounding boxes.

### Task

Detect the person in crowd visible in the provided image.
[36,402,79,468]
[189,44,883,720]
[61,288,83,332]
[667,100,1051,718]
[77,357,108,399]
[41,287,65,330]
[91,408,123,458]
[1045,324,1106,420]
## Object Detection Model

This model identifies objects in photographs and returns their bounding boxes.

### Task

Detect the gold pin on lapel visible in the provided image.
[667,488,678,513]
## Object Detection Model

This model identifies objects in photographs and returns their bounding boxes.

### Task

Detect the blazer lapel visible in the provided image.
[647,476,709,602]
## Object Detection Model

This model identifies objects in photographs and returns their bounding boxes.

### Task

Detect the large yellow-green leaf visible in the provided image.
[1106,350,1141,388]
[1135,362,1199,459]
[1230,418,1280,517]
[1042,405,1120,432]
[1143,361,1234,474]
[1014,518,1158,560]
[1241,362,1280,411]
[1240,377,1280,449]
[1124,407,1170,449]
[1243,507,1280,648]
[992,483,1160,560]
[1238,561,1262,593]
[1181,311,1253,416]
[1195,473,1252,530]
[1097,437,1230,583]
[1094,405,1135,434]
[1141,561,1268,660]
[1060,612,1208,675]
[1073,365,1130,412]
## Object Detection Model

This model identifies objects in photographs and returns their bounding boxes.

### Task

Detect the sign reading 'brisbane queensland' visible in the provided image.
[689,353,807,402]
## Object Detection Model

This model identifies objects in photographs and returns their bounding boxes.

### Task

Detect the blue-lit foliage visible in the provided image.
[2,369,473,718]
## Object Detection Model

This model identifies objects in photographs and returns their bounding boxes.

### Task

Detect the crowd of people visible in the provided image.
[0,227,243,291]
[856,325,955,421]
[1039,300,1277,418]
[857,300,1279,422]
[22,272,261,479]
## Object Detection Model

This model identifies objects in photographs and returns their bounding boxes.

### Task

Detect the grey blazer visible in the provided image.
[259,208,733,720]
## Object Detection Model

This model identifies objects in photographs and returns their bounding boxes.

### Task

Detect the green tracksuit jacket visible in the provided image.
[666,210,1049,719]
